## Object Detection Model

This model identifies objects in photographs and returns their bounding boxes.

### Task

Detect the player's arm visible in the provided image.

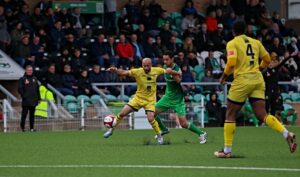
[107,66,130,76]
[220,43,237,84]
[258,42,271,70]
[165,68,182,76]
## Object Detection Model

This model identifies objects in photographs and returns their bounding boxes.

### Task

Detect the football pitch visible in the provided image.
[0,127,299,177]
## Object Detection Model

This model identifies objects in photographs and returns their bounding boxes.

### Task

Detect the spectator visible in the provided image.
[181,0,197,17]
[245,0,260,25]
[18,65,40,132]
[157,10,171,29]
[181,65,200,94]
[205,11,218,33]
[124,0,140,24]
[206,0,218,15]
[57,8,71,25]
[226,11,237,32]
[206,92,224,126]
[36,0,52,13]
[105,35,119,67]
[135,23,147,44]
[139,9,159,36]
[91,33,109,66]
[202,69,220,92]
[269,37,286,57]
[55,48,72,74]
[0,12,11,52]
[77,69,92,96]
[182,24,197,41]
[167,35,181,55]
[181,14,197,32]
[61,64,78,96]
[65,33,80,53]
[70,48,86,76]
[218,0,233,18]
[287,37,299,56]
[196,23,212,52]
[174,51,188,68]
[118,8,133,36]
[13,35,34,67]
[205,49,222,78]
[130,33,145,67]
[31,7,47,30]
[70,7,86,35]
[230,0,247,18]
[104,0,117,35]
[211,23,227,51]
[116,34,134,68]
[143,36,160,66]
[30,35,45,68]
[148,0,163,18]
[50,20,65,52]
[17,4,31,30]
[45,7,57,29]
[159,22,172,46]
[216,8,226,28]
[154,35,167,63]
[44,64,73,95]
[10,22,24,49]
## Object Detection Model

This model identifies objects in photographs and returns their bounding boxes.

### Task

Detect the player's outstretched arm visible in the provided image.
[107,67,130,76]
[165,68,182,76]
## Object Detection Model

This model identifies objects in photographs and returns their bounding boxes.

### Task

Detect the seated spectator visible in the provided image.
[205,11,218,33]
[57,7,71,25]
[216,8,226,28]
[159,22,172,46]
[181,65,200,94]
[64,33,80,53]
[167,35,181,55]
[17,4,31,30]
[31,7,48,30]
[157,10,172,29]
[202,70,220,92]
[182,24,197,41]
[269,36,286,57]
[196,23,212,52]
[105,35,119,67]
[70,48,86,76]
[50,20,65,52]
[10,22,24,49]
[139,8,158,35]
[226,11,237,32]
[61,64,78,96]
[143,36,160,66]
[77,69,92,96]
[211,23,227,51]
[130,33,145,67]
[182,37,198,67]
[70,7,86,35]
[181,0,197,17]
[205,49,222,78]
[30,35,46,68]
[154,35,167,63]
[181,14,196,32]
[206,92,224,126]
[116,34,134,68]
[287,37,299,56]
[135,23,147,44]
[174,52,188,68]
[13,35,34,67]
[43,64,73,95]
[91,33,110,66]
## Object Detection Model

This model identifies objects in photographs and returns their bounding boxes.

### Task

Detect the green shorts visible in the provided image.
[155,96,186,116]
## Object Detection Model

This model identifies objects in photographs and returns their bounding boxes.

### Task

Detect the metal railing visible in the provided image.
[47,84,65,106]
[0,84,19,104]
[2,99,14,132]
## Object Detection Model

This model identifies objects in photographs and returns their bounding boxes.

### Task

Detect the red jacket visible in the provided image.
[116,42,134,58]
[205,16,218,32]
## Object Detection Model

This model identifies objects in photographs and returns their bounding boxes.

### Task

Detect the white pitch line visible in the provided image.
[0,165,299,172]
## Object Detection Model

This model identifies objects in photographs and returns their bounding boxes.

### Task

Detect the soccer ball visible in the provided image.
[103,115,115,128]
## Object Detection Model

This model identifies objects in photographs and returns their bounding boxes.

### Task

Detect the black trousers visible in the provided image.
[20,106,36,130]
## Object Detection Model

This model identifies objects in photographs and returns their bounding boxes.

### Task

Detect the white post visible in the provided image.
[80,98,85,131]
[201,96,204,128]
[3,99,7,133]
[129,112,133,130]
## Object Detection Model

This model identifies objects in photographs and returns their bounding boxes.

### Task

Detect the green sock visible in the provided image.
[251,116,259,127]
[188,122,205,135]
[155,116,168,132]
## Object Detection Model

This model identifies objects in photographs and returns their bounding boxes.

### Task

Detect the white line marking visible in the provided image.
[0,165,299,172]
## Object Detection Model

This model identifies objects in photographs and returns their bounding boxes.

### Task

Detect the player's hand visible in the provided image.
[219,77,226,85]
[165,68,172,74]
[107,67,117,72]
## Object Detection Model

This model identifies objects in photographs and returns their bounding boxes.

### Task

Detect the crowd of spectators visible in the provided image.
[0,0,299,97]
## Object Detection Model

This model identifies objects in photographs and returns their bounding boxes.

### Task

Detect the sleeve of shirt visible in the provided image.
[226,41,237,61]
[128,68,138,78]
[153,67,166,75]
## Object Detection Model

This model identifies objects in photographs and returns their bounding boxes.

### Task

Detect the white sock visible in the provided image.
[282,130,289,138]
[224,146,232,153]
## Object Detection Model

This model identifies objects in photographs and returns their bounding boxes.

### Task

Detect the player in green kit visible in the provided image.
[154,51,207,144]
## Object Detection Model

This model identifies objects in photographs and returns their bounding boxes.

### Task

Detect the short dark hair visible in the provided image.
[233,21,246,35]
[164,51,174,58]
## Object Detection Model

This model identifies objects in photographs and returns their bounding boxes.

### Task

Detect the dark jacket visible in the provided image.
[62,73,77,89]
[18,74,40,106]
[78,76,91,95]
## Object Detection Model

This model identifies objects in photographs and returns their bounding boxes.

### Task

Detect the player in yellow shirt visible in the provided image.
[214,21,297,158]
[103,58,181,144]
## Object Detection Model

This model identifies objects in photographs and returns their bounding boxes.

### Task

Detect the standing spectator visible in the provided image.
[77,69,92,96]
[206,92,224,126]
[116,34,134,68]
[104,0,117,35]
[70,7,86,35]
[18,65,40,132]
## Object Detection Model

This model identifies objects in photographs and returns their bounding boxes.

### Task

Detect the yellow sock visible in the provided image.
[114,114,123,127]
[224,120,236,147]
[264,115,285,133]
[150,120,161,135]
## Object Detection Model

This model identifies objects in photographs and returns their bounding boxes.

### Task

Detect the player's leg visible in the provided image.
[103,104,136,139]
[155,97,170,134]
[146,102,164,144]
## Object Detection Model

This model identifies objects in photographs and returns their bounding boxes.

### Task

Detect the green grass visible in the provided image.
[0,127,300,177]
